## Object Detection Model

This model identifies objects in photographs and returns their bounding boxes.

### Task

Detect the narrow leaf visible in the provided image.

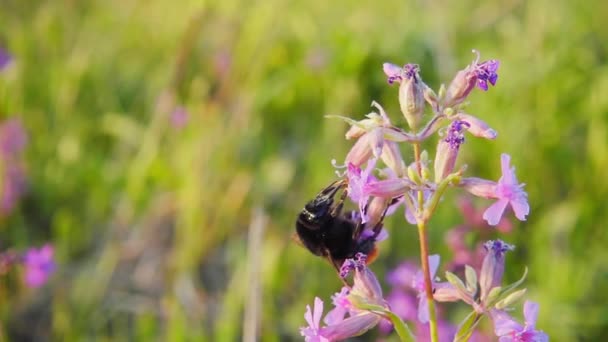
[453,311,482,342]
[464,265,478,295]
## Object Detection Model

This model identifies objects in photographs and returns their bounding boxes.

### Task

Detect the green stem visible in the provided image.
[417,220,439,342]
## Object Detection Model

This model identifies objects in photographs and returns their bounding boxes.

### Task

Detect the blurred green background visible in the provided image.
[1,0,607,340]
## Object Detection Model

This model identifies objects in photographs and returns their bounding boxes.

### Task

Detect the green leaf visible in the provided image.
[496,288,527,309]
[464,265,478,295]
[445,271,468,294]
[453,311,483,342]
[354,303,415,342]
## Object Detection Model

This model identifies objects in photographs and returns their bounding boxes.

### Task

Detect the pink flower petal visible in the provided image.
[510,197,530,221]
[483,198,509,226]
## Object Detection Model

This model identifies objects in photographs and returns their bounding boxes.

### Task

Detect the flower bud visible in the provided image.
[434,121,469,182]
[345,133,373,167]
[364,178,413,198]
[444,68,477,108]
[365,197,389,229]
[454,113,497,139]
[459,177,497,198]
[398,64,426,129]
[407,164,421,185]
[380,141,405,177]
[479,240,515,302]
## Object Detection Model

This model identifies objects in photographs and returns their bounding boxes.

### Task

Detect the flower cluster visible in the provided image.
[0,244,55,288]
[299,51,545,341]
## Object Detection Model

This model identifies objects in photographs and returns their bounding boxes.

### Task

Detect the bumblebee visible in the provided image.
[295,179,385,270]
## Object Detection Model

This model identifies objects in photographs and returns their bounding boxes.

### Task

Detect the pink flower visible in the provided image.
[444,50,500,106]
[301,255,387,341]
[345,159,377,223]
[491,301,548,342]
[301,297,329,342]
[483,154,529,226]
[170,106,189,129]
[23,244,55,288]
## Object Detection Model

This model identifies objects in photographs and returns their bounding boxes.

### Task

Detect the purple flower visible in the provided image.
[170,106,189,129]
[383,63,430,129]
[340,102,412,171]
[345,159,377,223]
[482,154,529,226]
[0,118,27,157]
[434,120,470,182]
[492,301,548,342]
[475,59,500,91]
[444,50,500,106]
[383,63,420,84]
[301,254,386,341]
[301,297,330,342]
[22,244,55,288]
[0,47,12,70]
[479,240,515,302]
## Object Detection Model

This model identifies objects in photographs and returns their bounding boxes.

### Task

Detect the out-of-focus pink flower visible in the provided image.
[170,106,189,129]
[491,301,548,342]
[0,47,11,70]
[0,118,28,216]
[23,244,55,288]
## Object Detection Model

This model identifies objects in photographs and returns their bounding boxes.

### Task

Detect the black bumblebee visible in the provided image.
[295,179,385,270]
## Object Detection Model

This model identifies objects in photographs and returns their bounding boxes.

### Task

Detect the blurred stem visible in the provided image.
[417,219,439,342]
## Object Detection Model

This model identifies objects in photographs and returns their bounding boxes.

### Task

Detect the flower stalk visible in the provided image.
[416,219,439,342]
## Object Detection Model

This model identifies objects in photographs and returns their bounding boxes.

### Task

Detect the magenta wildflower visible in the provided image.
[483,154,529,226]
[459,154,529,226]
[434,120,470,182]
[492,301,548,342]
[301,297,329,342]
[444,50,500,106]
[475,59,500,91]
[0,118,27,158]
[339,101,412,169]
[479,240,515,302]
[383,63,420,84]
[22,244,55,288]
[383,63,429,129]
[301,254,386,341]
[170,106,189,129]
[344,159,377,223]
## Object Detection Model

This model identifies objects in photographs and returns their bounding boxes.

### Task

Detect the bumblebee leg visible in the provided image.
[351,204,367,240]
[329,185,348,217]
[371,200,391,238]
